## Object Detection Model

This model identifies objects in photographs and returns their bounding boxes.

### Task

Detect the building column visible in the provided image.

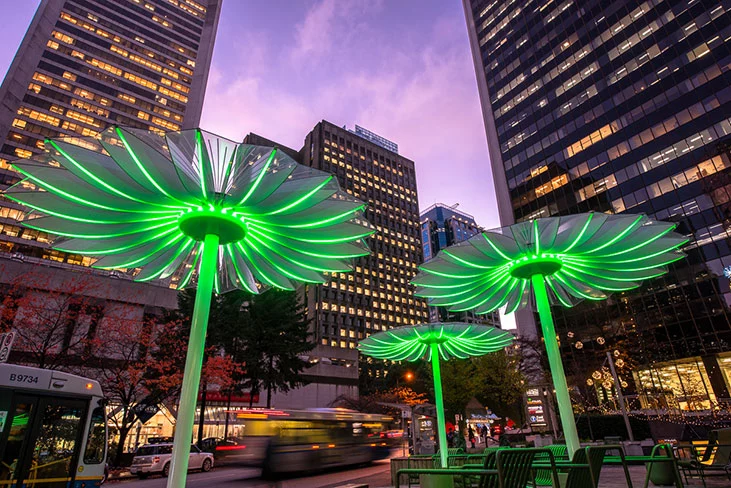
[701,355,731,404]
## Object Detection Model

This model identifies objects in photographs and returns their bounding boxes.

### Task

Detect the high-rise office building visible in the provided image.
[464,0,731,409]
[243,121,428,405]
[0,1,222,446]
[302,121,429,389]
[0,0,221,265]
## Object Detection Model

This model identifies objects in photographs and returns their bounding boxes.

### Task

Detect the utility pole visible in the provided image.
[606,352,634,441]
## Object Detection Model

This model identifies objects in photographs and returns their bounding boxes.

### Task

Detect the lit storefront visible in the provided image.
[633,358,717,411]
[110,402,255,453]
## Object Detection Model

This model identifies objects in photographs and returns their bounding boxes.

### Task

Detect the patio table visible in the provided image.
[602,445,682,488]
[532,445,632,488]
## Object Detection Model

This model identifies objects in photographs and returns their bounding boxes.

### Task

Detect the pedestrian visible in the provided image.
[468,426,475,449]
[481,424,488,445]
[454,429,467,452]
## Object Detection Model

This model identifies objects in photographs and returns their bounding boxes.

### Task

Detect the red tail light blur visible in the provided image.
[215,445,246,451]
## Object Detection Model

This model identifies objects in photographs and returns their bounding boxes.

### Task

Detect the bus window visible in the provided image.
[31,400,86,486]
[83,406,107,464]
[0,400,35,481]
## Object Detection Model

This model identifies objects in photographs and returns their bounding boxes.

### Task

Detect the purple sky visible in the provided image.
[0,0,499,229]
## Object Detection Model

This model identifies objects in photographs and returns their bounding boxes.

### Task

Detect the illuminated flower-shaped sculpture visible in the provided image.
[5,127,373,487]
[6,127,372,292]
[359,322,513,468]
[412,212,687,454]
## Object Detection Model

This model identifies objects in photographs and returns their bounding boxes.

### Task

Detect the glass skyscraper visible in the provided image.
[421,203,482,262]
[0,0,221,267]
[420,203,501,326]
[464,0,731,409]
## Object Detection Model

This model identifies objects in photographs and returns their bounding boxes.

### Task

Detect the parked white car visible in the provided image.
[130,443,214,478]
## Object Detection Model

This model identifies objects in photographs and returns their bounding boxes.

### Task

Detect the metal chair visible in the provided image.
[533,445,568,487]
[563,446,606,488]
[397,447,558,488]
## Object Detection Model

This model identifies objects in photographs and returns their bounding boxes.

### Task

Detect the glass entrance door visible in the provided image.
[0,394,87,488]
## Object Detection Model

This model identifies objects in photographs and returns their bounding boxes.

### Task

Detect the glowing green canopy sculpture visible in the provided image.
[359,322,513,468]
[412,213,687,455]
[6,127,374,488]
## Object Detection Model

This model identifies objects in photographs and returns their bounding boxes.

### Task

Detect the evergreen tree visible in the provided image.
[239,289,314,407]
[174,288,314,408]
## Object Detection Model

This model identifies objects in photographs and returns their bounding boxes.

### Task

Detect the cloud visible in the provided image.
[289,0,384,65]
[200,67,315,149]
[201,1,499,228]
[290,0,337,61]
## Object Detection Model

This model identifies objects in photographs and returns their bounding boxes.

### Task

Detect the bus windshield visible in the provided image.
[0,363,107,488]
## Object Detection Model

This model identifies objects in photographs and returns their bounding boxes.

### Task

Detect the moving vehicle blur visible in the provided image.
[222,407,396,476]
[200,437,249,464]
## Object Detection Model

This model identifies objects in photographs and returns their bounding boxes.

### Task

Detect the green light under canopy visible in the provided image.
[358,322,513,362]
[411,212,688,456]
[6,126,374,488]
[412,213,687,313]
[359,322,513,469]
[6,126,374,293]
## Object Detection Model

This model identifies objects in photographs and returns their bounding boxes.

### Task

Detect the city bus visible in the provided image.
[225,408,396,477]
[0,363,107,488]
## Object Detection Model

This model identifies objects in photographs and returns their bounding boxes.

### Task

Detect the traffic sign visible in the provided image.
[0,331,16,363]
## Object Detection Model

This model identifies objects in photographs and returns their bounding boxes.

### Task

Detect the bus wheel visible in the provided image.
[162,463,170,477]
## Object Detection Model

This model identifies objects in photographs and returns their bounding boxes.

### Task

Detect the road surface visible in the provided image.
[108,460,392,488]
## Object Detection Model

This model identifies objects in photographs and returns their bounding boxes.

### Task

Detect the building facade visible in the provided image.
[421,203,482,262]
[0,0,221,449]
[0,0,221,265]
[464,0,731,410]
[302,121,428,393]
[243,122,428,405]
[420,203,501,325]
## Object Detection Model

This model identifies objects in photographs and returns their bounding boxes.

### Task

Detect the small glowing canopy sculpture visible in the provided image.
[6,127,373,488]
[359,322,513,468]
[412,213,687,455]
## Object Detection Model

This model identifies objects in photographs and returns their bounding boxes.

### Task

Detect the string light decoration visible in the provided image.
[359,322,513,468]
[6,127,374,488]
[412,212,687,455]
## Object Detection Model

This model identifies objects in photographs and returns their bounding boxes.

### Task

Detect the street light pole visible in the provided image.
[606,352,634,441]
